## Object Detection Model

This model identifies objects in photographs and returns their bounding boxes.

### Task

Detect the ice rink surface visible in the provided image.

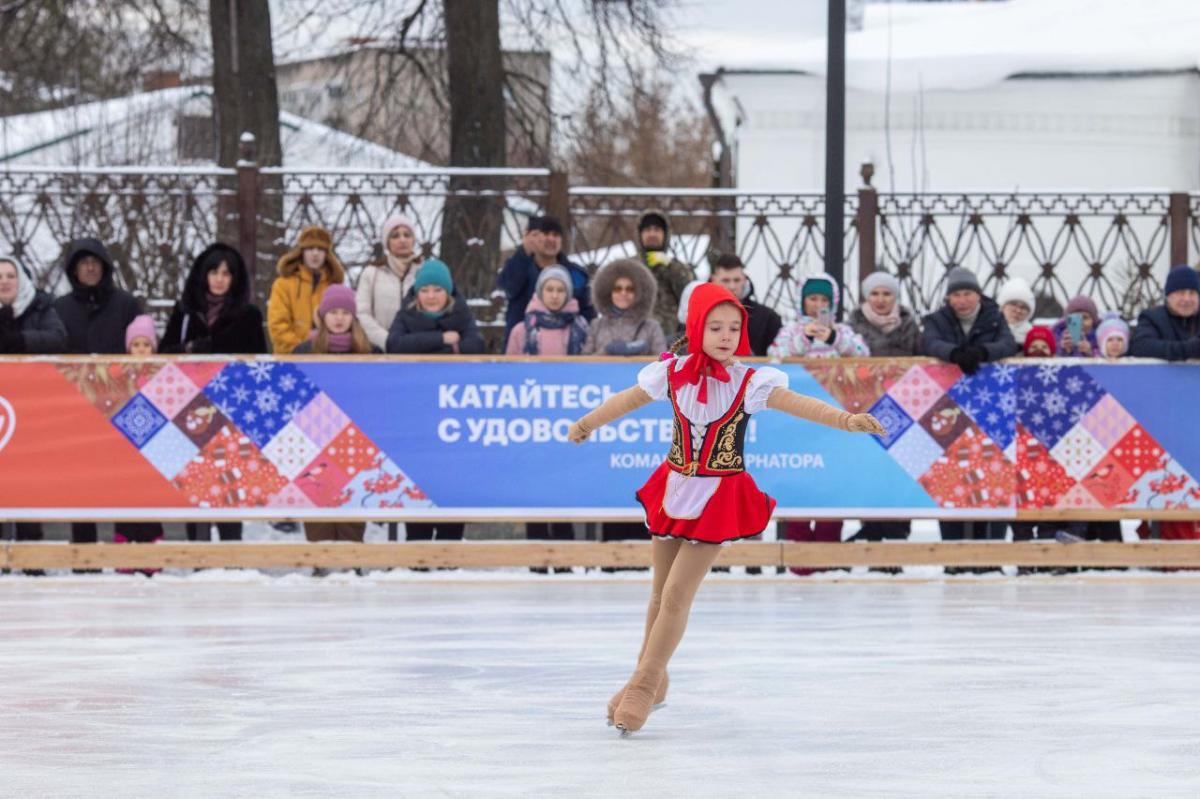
[0,572,1198,798]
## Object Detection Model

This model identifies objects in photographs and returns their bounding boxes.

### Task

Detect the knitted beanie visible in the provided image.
[945,266,982,295]
[1095,313,1130,351]
[997,277,1035,311]
[381,214,416,245]
[535,265,572,303]
[1064,295,1100,324]
[298,226,333,251]
[125,314,157,352]
[801,276,834,304]
[317,284,356,318]
[413,258,454,294]
[1164,265,1200,296]
[1024,326,1056,356]
[861,271,900,297]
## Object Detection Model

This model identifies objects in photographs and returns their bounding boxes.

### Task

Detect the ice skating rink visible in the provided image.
[1,572,1198,798]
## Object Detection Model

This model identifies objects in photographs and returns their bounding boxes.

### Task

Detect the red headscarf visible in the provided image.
[668,283,751,404]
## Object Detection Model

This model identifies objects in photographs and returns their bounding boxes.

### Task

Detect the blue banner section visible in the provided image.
[300,361,936,511]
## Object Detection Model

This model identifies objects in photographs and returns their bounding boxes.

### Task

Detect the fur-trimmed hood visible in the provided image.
[592,258,658,321]
[275,244,346,284]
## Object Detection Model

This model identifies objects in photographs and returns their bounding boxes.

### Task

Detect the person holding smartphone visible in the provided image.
[768,272,869,359]
[1053,295,1100,357]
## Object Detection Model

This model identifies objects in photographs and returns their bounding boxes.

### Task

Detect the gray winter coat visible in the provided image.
[848,306,922,357]
[582,258,667,356]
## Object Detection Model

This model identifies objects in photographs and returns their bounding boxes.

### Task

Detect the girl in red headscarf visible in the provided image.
[568,283,884,736]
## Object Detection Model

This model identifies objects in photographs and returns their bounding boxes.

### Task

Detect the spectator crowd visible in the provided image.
[3,204,1200,563]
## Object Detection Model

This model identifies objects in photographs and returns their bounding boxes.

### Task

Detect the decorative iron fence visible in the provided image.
[0,152,1196,329]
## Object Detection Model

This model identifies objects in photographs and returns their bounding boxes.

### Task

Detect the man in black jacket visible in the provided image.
[53,238,141,546]
[1129,265,1200,361]
[54,238,141,355]
[496,216,594,348]
[921,267,1018,375]
[709,254,782,356]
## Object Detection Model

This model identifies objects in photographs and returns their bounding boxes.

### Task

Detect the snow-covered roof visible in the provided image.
[0,86,430,169]
[712,0,1200,93]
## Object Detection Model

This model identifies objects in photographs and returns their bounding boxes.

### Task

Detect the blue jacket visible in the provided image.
[497,249,595,337]
[920,296,1019,362]
[1129,305,1200,361]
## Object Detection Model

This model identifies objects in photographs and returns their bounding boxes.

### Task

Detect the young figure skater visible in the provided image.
[568,283,883,735]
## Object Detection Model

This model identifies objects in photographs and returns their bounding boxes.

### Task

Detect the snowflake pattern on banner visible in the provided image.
[139,423,200,481]
[1015,363,1106,450]
[140,362,202,420]
[919,427,1013,509]
[111,394,168,448]
[204,361,319,449]
[342,454,434,509]
[173,425,287,508]
[947,363,1017,450]
[866,393,913,450]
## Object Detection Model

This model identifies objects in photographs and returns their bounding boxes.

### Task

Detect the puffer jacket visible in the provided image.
[386,290,486,354]
[0,260,67,353]
[52,238,141,354]
[768,272,870,358]
[582,258,667,356]
[848,305,922,357]
[266,246,346,354]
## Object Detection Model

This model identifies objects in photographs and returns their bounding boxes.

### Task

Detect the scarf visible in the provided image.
[325,332,353,353]
[387,253,417,281]
[860,301,902,334]
[667,283,750,404]
[205,292,226,328]
[523,308,588,356]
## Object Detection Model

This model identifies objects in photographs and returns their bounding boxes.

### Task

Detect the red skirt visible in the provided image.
[635,462,776,545]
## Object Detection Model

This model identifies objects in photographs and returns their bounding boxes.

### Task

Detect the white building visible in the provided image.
[704,0,1200,193]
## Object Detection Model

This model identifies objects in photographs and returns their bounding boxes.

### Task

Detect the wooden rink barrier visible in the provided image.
[5,541,1200,571]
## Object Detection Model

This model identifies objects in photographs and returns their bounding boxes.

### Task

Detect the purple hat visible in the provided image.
[317,284,356,318]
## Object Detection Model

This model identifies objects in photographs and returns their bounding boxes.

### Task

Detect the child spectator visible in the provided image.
[769,273,867,572]
[505,265,590,356]
[1054,295,1100,357]
[1096,313,1130,360]
[386,259,485,356]
[1023,325,1056,357]
[117,315,165,570]
[769,272,869,359]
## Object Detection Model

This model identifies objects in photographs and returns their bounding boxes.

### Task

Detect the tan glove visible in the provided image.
[766,388,885,435]
[568,386,654,444]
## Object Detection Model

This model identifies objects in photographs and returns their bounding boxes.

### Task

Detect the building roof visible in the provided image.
[711,0,1200,93]
[0,86,429,168]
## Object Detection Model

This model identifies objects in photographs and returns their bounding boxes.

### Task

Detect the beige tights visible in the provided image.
[613,538,723,732]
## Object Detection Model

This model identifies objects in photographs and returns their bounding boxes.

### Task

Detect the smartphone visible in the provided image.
[1066,312,1084,344]
[817,309,835,328]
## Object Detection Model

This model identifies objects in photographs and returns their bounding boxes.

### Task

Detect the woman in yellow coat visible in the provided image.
[267,226,347,353]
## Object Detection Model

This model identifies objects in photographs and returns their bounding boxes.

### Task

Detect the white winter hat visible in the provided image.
[997,277,1035,311]
[677,280,705,324]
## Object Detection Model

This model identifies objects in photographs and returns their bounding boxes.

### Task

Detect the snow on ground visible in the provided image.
[0,576,1197,797]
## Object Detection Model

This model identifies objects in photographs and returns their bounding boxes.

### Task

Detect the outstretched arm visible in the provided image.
[766,388,885,435]
[568,386,653,443]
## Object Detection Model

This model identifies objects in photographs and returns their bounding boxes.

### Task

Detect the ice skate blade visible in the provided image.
[607,702,665,727]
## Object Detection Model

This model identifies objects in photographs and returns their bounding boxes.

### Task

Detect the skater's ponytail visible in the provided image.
[667,335,687,355]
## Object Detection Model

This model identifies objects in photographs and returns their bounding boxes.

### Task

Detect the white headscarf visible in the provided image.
[0,255,36,317]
